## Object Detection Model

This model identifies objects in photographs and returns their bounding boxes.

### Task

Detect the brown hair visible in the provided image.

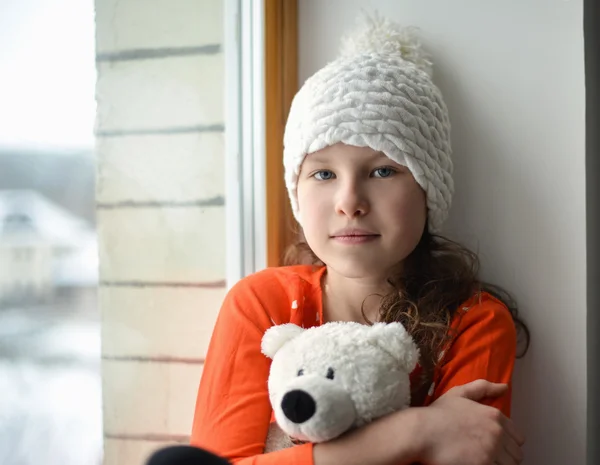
[283,228,530,406]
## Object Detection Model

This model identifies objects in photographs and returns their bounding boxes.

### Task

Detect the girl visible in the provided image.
[190,14,529,465]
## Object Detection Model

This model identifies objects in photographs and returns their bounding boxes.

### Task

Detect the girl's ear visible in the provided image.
[366,322,420,372]
[261,323,305,359]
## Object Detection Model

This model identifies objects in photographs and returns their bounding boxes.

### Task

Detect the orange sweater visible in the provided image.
[190,265,517,464]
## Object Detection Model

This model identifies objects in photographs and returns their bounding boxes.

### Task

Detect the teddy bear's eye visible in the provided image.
[297,369,304,376]
[326,367,335,380]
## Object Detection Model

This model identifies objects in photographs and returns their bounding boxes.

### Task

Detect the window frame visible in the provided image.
[264,0,298,268]
[224,0,297,287]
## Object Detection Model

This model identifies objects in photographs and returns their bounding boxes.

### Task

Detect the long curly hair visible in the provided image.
[283,228,530,405]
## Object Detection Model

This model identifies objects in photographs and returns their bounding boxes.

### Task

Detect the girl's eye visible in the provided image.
[372,167,396,178]
[297,369,304,376]
[326,367,335,380]
[313,170,335,181]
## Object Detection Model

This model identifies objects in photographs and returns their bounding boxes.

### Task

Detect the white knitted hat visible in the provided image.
[283,14,453,232]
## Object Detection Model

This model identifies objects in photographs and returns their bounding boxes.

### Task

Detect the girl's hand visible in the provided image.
[417,379,525,465]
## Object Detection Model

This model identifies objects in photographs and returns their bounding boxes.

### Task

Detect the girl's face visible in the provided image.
[297,143,427,280]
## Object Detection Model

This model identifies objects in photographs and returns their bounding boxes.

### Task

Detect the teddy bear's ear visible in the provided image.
[368,322,419,372]
[261,323,305,359]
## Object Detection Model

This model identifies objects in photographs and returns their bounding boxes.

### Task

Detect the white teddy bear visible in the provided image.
[261,321,419,452]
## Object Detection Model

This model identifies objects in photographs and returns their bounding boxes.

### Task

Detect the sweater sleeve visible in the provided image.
[190,273,315,465]
[427,295,518,417]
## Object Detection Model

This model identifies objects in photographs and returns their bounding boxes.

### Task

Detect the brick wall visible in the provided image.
[94,1,226,463]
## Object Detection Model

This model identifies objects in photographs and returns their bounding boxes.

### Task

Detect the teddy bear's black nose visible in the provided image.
[281,390,316,424]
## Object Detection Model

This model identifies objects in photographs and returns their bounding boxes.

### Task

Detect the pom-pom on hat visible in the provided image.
[283,13,453,232]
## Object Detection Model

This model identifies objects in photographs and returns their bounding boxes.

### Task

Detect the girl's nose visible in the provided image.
[334,181,369,218]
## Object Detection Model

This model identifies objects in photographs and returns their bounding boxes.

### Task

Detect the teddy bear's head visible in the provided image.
[261,321,418,444]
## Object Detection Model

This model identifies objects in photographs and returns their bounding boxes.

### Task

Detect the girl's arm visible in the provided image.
[191,271,316,464]
[312,407,422,465]
[426,293,518,416]
[313,380,524,465]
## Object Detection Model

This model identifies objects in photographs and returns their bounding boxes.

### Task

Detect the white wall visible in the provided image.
[299,1,586,464]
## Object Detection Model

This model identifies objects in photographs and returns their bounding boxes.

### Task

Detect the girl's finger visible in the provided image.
[502,434,524,463]
[500,415,526,446]
[493,445,520,465]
